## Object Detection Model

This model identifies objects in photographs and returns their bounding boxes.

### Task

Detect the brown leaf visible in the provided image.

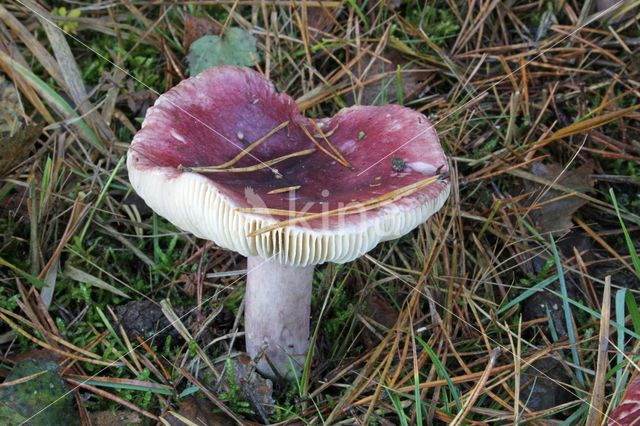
[596,0,634,22]
[362,293,399,347]
[184,14,223,53]
[365,294,399,329]
[525,161,594,235]
[89,409,142,425]
[166,396,234,426]
[0,124,42,178]
[306,4,342,37]
[11,349,66,365]
[0,73,21,134]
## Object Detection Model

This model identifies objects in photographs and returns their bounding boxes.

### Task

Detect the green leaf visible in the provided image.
[187,28,259,76]
[0,359,80,426]
[0,256,46,289]
[67,9,81,19]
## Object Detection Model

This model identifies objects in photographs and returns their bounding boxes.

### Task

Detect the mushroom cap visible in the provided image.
[127,66,450,266]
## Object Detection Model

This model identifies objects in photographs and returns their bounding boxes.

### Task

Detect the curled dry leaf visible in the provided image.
[0,124,42,178]
[184,13,223,53]
[524,161,594,236]
[0,73,21,134]
[114,299,189,345]
[166,396,234,426]
[306,3,342,37]
[89,409,142,425]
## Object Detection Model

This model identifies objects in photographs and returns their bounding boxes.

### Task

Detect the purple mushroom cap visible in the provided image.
[128,66,449,266]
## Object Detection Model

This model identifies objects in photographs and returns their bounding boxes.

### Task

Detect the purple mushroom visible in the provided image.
[127,66,450,379]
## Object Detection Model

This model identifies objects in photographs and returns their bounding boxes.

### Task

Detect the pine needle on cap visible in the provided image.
[179,148,315,174]
[240,173,447,236]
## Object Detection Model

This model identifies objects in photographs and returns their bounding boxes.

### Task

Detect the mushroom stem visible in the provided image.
[245,256,314,379]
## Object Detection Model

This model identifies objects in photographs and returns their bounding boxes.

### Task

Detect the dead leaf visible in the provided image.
[306,4,342,37]
[64,263,130,299]
[0,358,79,425]
[184,14,222,53]
[166,396,234,426]
[525,161,594,235]
[115,299,187,344]
[596,0,634,22]
[365,294,398,329]
[89,409,142,425]
[11,349,66,366]
[187,29,259,76]
[0,73,21,134]
[0,124,42,178]
[119,79,157,115]
[362,293,399,347]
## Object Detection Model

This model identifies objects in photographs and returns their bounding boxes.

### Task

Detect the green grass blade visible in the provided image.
[546,288,640,340]
[384,386,409,426]
[94,305,128,354]
[560,402,588,425]
[414,366,422,425]
[179,386,199,398]
[545,304,559,342]
[614,288,628,406]
[40,156,52,219]
[415,335,461,413]
[550,235,585,388]
[0,183,15,203]
[610,188,640,278]
[345,0,368,30]
[497,274,558,315]
[72,378,173,395]
[0,256,46,289]
[1,55,102,148]
[396,65,404,105]
[78,155,126,244]
[626,291,640,334]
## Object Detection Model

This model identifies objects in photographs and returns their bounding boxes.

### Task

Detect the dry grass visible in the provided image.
[1,0,640,424]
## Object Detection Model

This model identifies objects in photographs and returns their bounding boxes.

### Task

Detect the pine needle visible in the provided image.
[298,121,353,169]
[179,148,315,175]
[241,173,447,236]
[192,120,289,170]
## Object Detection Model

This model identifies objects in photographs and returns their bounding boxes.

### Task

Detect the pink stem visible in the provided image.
[245,256,314,379]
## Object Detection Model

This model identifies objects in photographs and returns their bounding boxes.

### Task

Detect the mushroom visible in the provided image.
[609,373,640,425]
[127,66,450,379]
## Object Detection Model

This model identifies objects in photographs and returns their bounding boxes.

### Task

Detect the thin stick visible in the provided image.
[309,119,354,170]
[298,122,351,169]
[241,173,447,236]
[237,207,314,217]
[193,120,289,170]
[180,148,315,175]
[267,185,301,194]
